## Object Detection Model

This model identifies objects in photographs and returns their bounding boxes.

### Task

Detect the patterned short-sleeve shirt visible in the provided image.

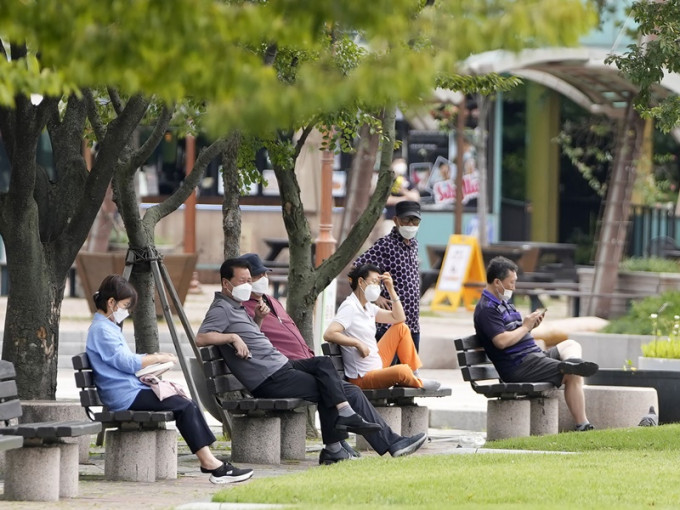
[355,227,420,334]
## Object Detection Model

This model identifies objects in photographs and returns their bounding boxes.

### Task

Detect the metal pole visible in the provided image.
[455,100,467,235]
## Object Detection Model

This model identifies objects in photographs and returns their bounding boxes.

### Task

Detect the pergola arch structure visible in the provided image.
[461,47,680,317]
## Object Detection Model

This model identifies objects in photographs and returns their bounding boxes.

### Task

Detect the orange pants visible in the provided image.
[348,322,423,389]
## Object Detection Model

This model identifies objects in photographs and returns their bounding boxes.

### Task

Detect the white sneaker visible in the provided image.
[419,378,441,391]
[202,462,254,484]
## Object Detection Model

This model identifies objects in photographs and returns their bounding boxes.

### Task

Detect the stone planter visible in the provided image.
[577,266,680,318]
[586,368,680,424]
[637,357,680,371]
[572,332,653,369]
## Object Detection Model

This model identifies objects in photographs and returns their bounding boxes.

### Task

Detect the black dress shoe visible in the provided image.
[319,447,352,465]
[335,413,382,435]
[341,439,361,458]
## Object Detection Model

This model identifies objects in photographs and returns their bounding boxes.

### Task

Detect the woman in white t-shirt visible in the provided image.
[324,263,440,390]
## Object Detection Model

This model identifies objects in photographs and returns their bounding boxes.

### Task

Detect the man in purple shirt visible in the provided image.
[473,256,599,431]
[355,200,422,350]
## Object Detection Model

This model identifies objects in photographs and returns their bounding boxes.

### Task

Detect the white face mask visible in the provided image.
[230,282,253,302]
[364,283,382,303]
[112,307,129,324]
[498,283,513,302]
[251,276,269,295]
[398,225,419,239]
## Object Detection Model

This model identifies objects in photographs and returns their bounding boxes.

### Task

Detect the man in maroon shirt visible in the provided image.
[237,253,314,360]
[236,253,361,459]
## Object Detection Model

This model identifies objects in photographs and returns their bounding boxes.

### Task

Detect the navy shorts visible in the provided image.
[503,346,563,387]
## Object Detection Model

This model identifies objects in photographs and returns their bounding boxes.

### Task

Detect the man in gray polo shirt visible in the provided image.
[196,258,428,464]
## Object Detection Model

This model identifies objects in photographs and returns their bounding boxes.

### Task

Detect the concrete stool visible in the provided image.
[357,406,401,451]
[57,442,80,498]
[20,400,91,464]
[401,405,429,437]
[486,399,531,441]
[557,385,658,431]
[530,397,559,436]
[155,429,178,480]
[280,411,307,461]
[231,415,281,465]
[4,444,61,501]
[104,429,157,482]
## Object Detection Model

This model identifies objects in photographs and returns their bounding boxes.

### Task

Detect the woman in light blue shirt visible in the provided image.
[86,274,253,484]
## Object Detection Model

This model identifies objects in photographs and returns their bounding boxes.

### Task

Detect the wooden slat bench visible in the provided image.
[454,335,558,441]
[72,352,177,482]
[321,342,452,443]
[199,345,314,464]
[0,359,100,501]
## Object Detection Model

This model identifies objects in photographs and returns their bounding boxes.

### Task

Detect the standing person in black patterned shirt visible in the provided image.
[354,200,422,351]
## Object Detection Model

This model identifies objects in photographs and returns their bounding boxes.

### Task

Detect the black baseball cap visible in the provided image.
[395,200,421,219]
[238,253,271,276]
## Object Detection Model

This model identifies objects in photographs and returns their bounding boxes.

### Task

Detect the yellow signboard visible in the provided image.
[430,235,486,311]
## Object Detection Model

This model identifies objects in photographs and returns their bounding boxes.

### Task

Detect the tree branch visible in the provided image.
[83,89,106,141]
[293,118,319,160]
[143,137,230,227]
[314,106,396,289]
[64,95,149,246]
[107,87,124,116]
[263,43,278,65]
[128,105,173,173]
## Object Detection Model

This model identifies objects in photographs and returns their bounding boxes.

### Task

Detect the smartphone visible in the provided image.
[538,308,548,316]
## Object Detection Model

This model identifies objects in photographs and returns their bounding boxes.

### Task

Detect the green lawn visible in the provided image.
[213,426,680,509]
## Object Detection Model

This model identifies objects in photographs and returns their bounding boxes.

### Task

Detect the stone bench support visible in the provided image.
[280,411,307,461]
[401,405,429,437]
[231,415,281,465]
[357,406,401,451]
[104,428,178,482]
[486,399,531,441]
[530,397,559,436]
[4,442,78,501]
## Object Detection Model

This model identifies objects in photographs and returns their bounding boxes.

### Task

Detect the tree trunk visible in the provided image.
[273,152,317,344]
[0,91,116,399]
[338,125,380,243]
[588,104,645,317]
[2,239,65,399]
[275,108,397,344]
[336,124,380,304]
[221,132,242,259]
[128,261,158,353]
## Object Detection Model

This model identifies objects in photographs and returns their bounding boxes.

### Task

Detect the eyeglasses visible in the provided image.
[399,217,421,226]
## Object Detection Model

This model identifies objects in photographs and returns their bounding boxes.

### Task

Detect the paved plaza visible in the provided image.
[0,283,573,508]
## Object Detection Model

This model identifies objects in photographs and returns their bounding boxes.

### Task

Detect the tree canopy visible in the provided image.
[1,0,597,133]
[608,0,680,133]
[0,0,600,399]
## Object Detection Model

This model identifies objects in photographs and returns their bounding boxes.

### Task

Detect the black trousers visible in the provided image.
[252,357,401,455]
[129,389,216,454]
